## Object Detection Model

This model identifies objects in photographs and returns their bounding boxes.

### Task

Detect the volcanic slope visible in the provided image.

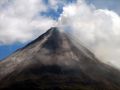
[0,27,120,90]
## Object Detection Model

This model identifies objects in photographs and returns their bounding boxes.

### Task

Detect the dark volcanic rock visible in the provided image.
[0,27,120,90]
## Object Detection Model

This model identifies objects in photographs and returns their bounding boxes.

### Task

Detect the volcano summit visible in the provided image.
[0,27,120,90]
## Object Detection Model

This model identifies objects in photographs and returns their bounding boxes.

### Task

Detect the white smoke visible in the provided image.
[58,0,120,69]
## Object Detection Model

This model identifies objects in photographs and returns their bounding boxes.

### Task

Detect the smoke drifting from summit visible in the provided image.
[58,0,120,68]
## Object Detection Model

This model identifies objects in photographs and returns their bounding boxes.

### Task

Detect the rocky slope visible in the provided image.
[0,27,120,90]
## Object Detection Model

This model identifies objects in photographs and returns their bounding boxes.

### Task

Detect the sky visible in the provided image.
[0,0,120,69]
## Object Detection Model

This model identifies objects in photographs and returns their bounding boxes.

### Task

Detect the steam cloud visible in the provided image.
[58,0,120,69]
[0,0,120,69]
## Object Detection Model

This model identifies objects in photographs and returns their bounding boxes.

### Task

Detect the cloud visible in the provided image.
[0,0,78,45]
[0,0,57,44]
[0,0,76,45]
[86,0,120,15]
[58,0,120,68]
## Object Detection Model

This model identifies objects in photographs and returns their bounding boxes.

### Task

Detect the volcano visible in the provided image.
[0,27,120,90]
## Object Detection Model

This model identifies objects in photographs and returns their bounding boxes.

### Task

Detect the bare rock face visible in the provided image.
[0,27,120,90]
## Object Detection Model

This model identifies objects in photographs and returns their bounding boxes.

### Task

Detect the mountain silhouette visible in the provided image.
[0,27,120,90]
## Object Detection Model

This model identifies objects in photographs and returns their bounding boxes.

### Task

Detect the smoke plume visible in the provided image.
[58,0,120,69]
